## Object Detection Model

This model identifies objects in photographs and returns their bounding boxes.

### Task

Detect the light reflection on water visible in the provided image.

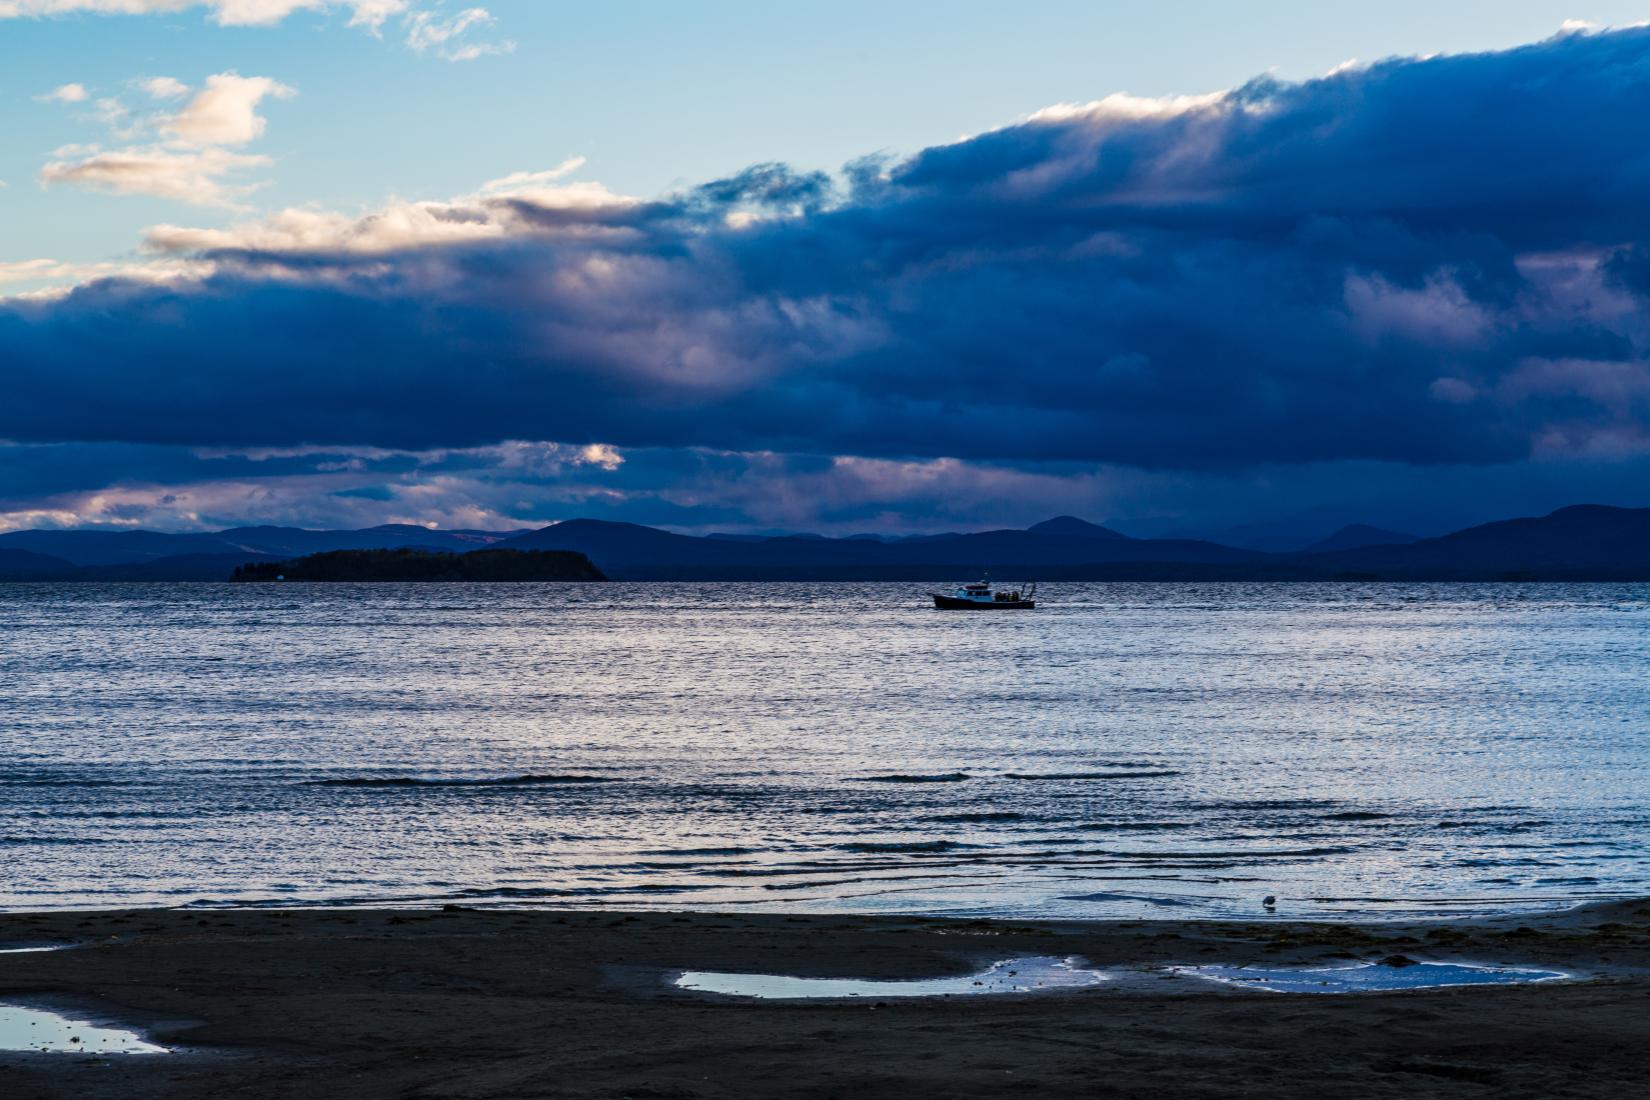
[1173,961,1569,993]
[0,1003,168,1054]
[676,955,1107,998]
[1,582,1647,918]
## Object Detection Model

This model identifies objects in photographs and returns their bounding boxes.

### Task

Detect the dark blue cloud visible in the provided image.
[10,434,1650,541]
[5,26,1650,486]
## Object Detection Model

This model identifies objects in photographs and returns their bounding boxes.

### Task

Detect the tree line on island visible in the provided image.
[231,548,606,583]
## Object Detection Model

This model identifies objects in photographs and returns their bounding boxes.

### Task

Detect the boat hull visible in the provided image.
[931,594,1035,610]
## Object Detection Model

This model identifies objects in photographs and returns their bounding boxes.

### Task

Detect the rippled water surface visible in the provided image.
[2,582,1647,918]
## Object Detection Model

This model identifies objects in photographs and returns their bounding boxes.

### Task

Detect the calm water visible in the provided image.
[1,582,1647,919]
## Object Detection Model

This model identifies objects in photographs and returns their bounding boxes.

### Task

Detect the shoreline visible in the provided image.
[1,892,1633,923]
[4,900,1649,1098]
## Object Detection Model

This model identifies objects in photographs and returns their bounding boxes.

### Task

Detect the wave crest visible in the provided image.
[311,774,620,788]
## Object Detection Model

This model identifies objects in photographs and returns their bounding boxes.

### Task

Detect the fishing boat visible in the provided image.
[930,580,1036,610]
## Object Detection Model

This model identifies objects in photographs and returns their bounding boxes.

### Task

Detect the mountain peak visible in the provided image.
[1026,516,1128,540]
[1305,524,1419,554]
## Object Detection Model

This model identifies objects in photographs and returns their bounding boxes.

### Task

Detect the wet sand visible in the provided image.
[3,900,1649,1098]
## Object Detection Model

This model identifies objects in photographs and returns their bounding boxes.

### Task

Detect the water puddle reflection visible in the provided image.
[1173,960,1567,994]
[675,955,1108,999]
[0,1004,169,1054]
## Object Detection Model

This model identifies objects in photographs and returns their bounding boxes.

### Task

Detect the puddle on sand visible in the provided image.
[1172,961,1568,994]
[675,955,1108,1000]
[0,1005,169,1054]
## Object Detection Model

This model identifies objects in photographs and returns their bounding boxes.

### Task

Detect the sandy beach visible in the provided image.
[3,900,1648,1098]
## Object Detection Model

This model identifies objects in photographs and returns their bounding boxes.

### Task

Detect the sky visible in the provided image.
[5,1,1650,540]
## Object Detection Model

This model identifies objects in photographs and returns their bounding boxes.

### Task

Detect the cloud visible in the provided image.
[10,435,1650,539]
[0,259,109,285]
[142,170,625,252]
[476,157,589,196]
[0,1,398,27]
[0,0,501,56]
[0,256,208,302]
[404,5,511,61]
[343,0,404,31]
[165,73,294,145]
[0,437,637,533]
[38,70,292,206]
[35,82,87,103]
[403,5,484,47]
[142,76,189,100]
[9,25,1650,527]
[40,145,272,206]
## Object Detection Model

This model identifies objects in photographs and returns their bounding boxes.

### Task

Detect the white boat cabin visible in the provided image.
[949,582,1025,603]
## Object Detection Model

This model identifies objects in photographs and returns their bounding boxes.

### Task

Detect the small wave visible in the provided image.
[637,846,760,857]
[36,809,204,820]
[311,774,621,788]
[0,778,122,788]
[931,812,1027,824]
[832,840,976,854]
[1077,821,1196,832]
[1323,811,1394,821]
[1195,799,1338,811]
[1005,770,1182,780]
[856,772,972,784]
[1101,845,1359,859]
[0,835,115,846]
[452,883,721,899]
[1436,818,1553,831]
[181,881,723,909]
[1059,891,1198,907]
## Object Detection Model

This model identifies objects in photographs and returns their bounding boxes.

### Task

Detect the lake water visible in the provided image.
[1,582,1647,919]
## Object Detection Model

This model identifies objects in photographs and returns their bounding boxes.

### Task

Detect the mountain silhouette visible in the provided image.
[2,505,1649,581]
[1026,516,1128,540]
[0,548,75,578]
[1305,524,1420,554]
[1305,505,1650,578]
[496,518,1252,579]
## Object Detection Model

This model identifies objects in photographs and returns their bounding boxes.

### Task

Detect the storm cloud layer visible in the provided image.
[5,26,1650,530]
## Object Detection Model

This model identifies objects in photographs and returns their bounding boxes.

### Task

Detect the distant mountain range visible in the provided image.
[489,515,1262,579]
[2,505,1648,582]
